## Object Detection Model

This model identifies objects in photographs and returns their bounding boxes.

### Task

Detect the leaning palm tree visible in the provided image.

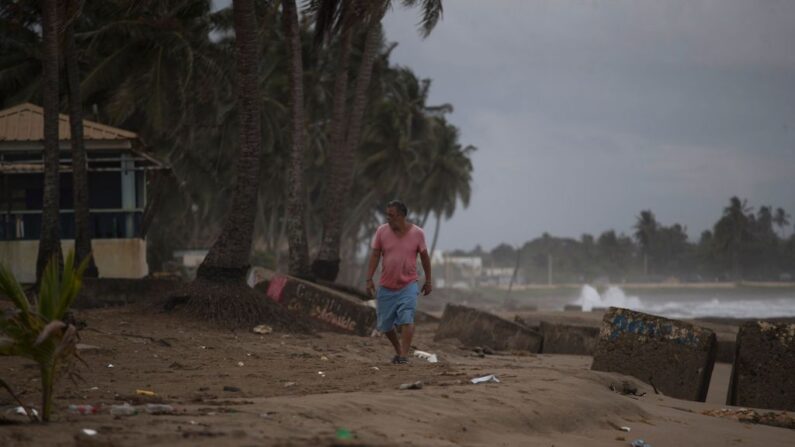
[63,0,98,277]
[36,0,63,282]
[311,0,444,282]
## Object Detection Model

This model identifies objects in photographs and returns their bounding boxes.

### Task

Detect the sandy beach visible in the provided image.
[1,305,793,447]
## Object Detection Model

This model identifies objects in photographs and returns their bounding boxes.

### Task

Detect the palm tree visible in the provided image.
[194,0,262,283]
[282,0,311,278]
[716,196,753,280]
[773,207,791,239]
[633,210,658,276]
[312,0,444,282]
[36,0,63,282]
[63,0,98,277]
[420,117,474,257]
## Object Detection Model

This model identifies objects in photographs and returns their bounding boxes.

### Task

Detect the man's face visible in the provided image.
[386,206,404,229]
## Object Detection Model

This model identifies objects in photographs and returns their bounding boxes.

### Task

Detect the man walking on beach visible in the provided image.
[366,200,432,364]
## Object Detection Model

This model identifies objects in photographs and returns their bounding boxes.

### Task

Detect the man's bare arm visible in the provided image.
[365,248,382,296]
[420,249,432,295]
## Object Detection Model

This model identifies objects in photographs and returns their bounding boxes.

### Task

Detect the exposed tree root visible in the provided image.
[166,278,313,333]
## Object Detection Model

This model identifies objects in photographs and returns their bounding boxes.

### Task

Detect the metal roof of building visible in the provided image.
[0,102,138,142]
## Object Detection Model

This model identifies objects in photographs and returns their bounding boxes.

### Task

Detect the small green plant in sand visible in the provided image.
[0,251,90,422]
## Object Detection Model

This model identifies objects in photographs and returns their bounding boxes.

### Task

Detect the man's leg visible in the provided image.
[384,329,402,356]
[398,323,415,357]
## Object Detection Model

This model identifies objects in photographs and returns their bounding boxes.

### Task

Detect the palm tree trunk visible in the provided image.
[312,20,354,281]
[282,0,311,279]
[314,13,383,282]
[36,0,63,282]
[64,6,98,277]
[196,0,262,282]
[430,212,441,257]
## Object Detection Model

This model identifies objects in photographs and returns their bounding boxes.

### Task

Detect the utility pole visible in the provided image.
[547,252,553,286]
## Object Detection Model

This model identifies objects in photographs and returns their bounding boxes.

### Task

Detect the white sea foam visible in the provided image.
[573,285,795,319]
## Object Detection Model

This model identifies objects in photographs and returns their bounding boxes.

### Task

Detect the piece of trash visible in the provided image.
[260,412,272,419]
[106,363,114,368]
[318,371,326,377]
[237,361,245,367]
[336,427,354,440]
[109,403,137,416]
[470,375,500,384]
[8,406,39,417]
[189,420,198,425]
[399,381,423,390]
[370,366,380,371]
[145,404,174,415]
[630,439,652,447]
[284,382,297,388]
[87,386,99,391]
[135,389,157,397]
[68,404,98,415]
[620,426,632,432]
[252,324,273,335]
[223,386,241,392]
[320,355,329,361]
[413,350,439,363]
[81,429,98,436]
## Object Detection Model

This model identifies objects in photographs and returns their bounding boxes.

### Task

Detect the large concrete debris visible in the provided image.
[539,321,599,355]
[257,272,376,336]
[591,307,717,402]
[434,304,543,352]
[727,321,795,411]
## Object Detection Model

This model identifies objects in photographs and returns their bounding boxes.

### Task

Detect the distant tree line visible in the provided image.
[453,197,794,283]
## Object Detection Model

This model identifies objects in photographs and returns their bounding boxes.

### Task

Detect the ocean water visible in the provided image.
[573,285,795,319]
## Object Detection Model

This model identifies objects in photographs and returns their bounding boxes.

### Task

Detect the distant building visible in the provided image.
[0,103,166,282]
[432,252,482,289]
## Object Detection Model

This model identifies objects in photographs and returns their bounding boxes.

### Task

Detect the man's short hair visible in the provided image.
[387,200,408,216]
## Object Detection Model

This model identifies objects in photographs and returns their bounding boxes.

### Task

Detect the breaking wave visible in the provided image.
[573,285,795,319]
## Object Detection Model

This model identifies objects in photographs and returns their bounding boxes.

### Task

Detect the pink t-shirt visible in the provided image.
[371,223,427,290]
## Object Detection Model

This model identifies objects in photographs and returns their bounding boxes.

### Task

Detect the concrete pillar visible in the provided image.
[120,153,135,237]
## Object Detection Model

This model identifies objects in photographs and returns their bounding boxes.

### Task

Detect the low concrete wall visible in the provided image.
[728,322,795,411]
[591,307,717,402]
[0,239,148,282]
[435,304,543,352]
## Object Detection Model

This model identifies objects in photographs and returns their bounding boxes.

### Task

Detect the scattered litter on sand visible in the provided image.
[135,389,156,397]
[81,429,98,436]
[630,439,652,447]
[470,374,500,384]
[252,324,273,335]
[413,350,439,363]
[399,381,424,390]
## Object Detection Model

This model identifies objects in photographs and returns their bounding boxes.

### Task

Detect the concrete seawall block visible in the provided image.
[591,307,717,402]
[434,304,542,352]
[727,322,795,411]
[261,274,376,336]
[539,322,599,355]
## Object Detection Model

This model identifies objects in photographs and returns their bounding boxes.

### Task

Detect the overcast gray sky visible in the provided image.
[381,0,795,251]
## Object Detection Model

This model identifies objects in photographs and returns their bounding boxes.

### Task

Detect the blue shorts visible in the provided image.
[376,282,419,332]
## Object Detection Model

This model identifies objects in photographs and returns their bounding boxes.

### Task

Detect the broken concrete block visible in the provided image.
[260,274,376,336]
[434,304,542,352]
[591,307,717,402]
[539,321,599,355]
[727,322,795,411]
